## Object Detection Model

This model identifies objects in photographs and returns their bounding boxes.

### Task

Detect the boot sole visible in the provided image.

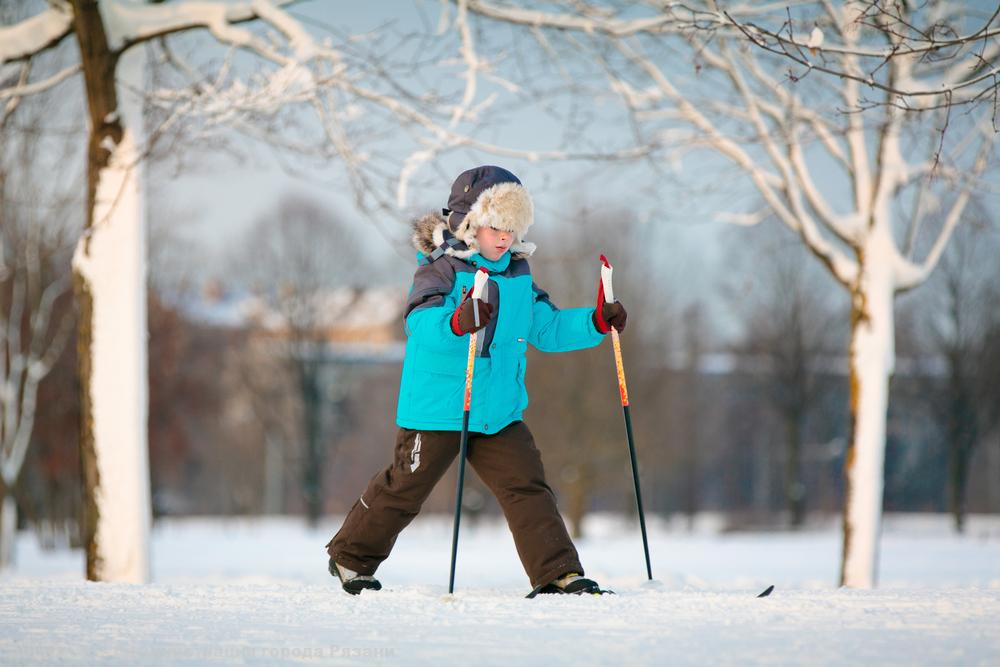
[526,579,614,598]
[329,559,382,595]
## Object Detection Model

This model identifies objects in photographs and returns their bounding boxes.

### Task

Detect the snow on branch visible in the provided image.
[460,2,999,119]
[607,36,858,286]
[460,0,695,38]
[700,41,860,248]
[134,1,653,218]
[0,3,74,66]
[723,4,1000,113]
[0,63,81,102]
[450,0,479,128]
[892,131,994,293]
[458,0,803,38]
[105,0,306,63]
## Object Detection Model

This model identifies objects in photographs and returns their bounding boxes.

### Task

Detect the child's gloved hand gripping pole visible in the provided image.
[448,267,490,594]
[600,255,653,581]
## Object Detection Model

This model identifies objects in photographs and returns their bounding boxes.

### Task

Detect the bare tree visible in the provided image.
[723,221,844,528]
[525,208,624,539]
[0,211,76,572]
[525,204,674,537]
[228,193,362,527]
[460,0,999,588]
[726,2,1000,119]
[0,10,79,569]
[914,206,1000,532]
[231,333,300,516]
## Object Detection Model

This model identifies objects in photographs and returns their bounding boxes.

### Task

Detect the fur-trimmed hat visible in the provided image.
[442,165,536,258]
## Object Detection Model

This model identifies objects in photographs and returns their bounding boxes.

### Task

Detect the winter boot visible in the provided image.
[329,558,382,595]
[526,572,613,598]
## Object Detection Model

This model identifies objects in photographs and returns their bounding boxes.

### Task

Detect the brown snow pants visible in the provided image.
[326,420,583,589]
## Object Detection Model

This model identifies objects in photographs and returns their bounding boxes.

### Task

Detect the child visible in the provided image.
[325,165,627,596]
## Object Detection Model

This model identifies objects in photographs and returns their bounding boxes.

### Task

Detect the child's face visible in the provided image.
[476,225,513,261]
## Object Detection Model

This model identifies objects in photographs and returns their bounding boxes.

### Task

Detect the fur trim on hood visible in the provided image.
[412,212,536,261]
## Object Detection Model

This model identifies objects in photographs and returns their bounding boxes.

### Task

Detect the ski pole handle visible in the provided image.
[599,254,615,303]
[463,269,488,411]
[471,267,488,328]
[599,255,628,407]
[472,267,489,299]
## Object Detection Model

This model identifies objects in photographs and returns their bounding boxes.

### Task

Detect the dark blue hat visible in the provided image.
[443,165,523,232]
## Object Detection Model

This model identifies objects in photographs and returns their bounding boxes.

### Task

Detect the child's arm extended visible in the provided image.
[528,282,607,353]
[403,260,481,352]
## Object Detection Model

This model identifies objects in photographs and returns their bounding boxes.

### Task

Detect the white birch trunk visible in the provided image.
[841,224,896,589]
[71,47,151,583]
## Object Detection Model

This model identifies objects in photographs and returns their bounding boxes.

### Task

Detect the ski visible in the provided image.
[525,584,771,599]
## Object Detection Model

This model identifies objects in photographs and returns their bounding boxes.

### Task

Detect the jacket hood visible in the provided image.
[411,212,537,262]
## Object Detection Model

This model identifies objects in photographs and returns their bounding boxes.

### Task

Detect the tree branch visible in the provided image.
[109,0,303,56]
[725,6,1000,110]
[893,131,993,292]
[0,63,81,102]
[613,37,857,287]
[0,3,75,65]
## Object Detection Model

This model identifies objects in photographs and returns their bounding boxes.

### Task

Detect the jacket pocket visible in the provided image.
[401,348,466,422]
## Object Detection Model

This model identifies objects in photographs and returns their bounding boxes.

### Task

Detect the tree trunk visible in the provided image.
[840,230,895,589]
[71,1,151,582]
[949,442,969,534]
[947,405,975,534]
[682,306,702,530]
[785,411,805,528]
[565,465,589,540]
[263,432,286,515]
[0,479,14,569]
[299,358,324,527]
[946,362,976,534]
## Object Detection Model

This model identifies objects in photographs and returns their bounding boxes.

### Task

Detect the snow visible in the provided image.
[2,513,999,665]
[249,0,317,61]
[807,26,824,51]
[0,5,73,66]
[101,1,258,52]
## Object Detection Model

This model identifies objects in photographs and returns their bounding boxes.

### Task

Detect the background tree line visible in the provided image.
[8,189,998,562]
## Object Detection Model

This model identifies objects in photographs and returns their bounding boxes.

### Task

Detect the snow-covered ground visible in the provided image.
[3,513,999,665]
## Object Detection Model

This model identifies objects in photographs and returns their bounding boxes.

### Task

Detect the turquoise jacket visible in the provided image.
[396,217,606,434]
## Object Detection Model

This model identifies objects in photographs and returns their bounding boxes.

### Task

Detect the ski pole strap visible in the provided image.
[600,254,615,303]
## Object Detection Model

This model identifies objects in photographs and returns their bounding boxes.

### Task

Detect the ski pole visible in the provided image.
[448,267,490,594]
[600,255,653,581]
